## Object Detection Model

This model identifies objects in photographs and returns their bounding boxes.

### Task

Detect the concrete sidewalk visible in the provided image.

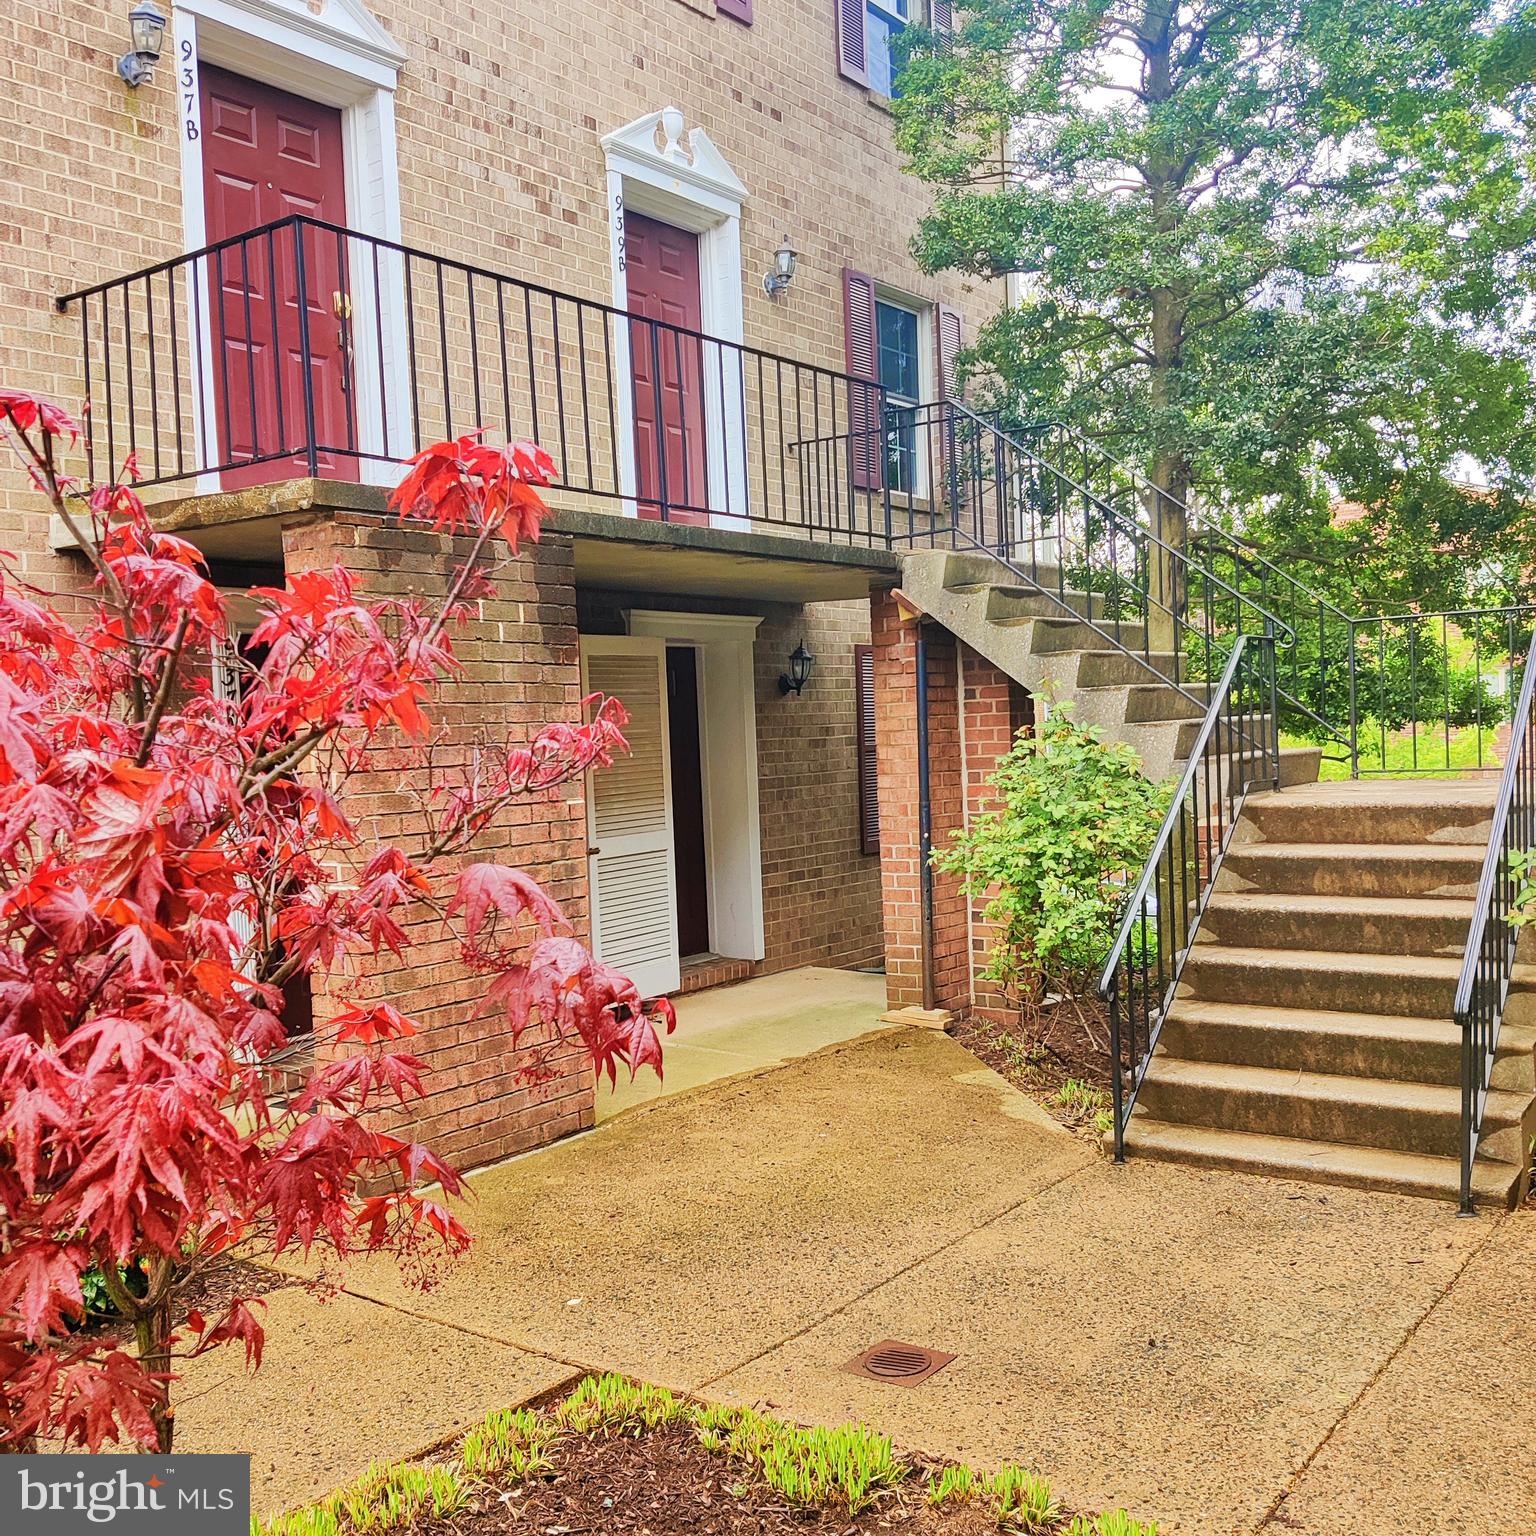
[182,1027,1535,1534]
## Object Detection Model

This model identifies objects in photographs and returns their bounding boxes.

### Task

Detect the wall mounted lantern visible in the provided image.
[778,640,815,696]
[118,2,168,88]
[762,237,799,299]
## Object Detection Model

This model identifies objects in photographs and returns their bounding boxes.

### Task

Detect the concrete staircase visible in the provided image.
[1129,780,1536,1205]
[900,548,1320,783]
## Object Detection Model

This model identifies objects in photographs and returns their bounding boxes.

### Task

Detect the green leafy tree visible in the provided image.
[895,0,1536,611]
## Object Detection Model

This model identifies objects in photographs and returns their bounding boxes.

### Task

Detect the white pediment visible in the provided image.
[183,0,406,81]
[601,108,749,209]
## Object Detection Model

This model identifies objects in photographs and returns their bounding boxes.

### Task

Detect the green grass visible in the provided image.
[254,1372,1156,1536]
[1284,723,1503,780]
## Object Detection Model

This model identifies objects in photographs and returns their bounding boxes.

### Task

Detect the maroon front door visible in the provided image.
[625,212,708,523]
[200,65,357,485]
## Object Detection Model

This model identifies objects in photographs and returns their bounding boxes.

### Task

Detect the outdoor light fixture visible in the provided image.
[762,237,799,299]
[117,2,168,87]
[778,640,815,696]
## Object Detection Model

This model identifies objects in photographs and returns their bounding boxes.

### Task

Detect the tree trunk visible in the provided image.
[135,1297,176,1453]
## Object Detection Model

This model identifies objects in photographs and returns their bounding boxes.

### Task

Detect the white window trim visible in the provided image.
[625,609,766,962]
[173,0,410,492]
[601,109,751,530]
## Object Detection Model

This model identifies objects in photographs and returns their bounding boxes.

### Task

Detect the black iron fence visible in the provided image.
[1097,635,1283,1155]
[1453,645,1536,1210]
[56,214,893,544]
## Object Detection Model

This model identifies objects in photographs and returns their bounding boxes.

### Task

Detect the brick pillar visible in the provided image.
[870,590,968,1013]
[281,508,596,1173]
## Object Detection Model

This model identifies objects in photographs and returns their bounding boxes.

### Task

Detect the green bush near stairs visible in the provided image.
[253,1372,1156,1536]
[932,703,1170,1020]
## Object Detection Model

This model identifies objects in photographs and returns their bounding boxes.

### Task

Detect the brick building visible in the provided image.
[1,0,1017,1169]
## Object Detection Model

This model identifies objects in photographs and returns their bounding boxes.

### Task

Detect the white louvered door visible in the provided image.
[580,636,681,998]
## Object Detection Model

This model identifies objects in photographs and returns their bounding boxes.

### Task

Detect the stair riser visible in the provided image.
[1182,957,1455,1018]
[1022,613,1149,654]
[1075,650,1182,688]
[1157,1015,1463,1084]
[1223,851,1483,899]
[1198,906,1471,957]
[1120,1124,1525,1206]
[1243,800,1495,847]
[1135,1074,1514,1158]
[986,589,1107,624]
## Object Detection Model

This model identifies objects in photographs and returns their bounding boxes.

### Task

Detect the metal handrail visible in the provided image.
[1451,644,1536,1211]
[1096,633,1281,1154]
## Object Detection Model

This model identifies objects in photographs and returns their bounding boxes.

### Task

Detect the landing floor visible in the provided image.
[182,1029,1533,1534]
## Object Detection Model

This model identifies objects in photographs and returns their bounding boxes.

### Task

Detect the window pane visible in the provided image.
[865,4,899,96]
[876,302,920,400]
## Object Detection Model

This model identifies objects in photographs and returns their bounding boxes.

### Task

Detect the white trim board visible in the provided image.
[173,0,409,491]
[626,609,766,962]
[601,109,750,530]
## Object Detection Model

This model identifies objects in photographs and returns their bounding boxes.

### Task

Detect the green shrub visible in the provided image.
[927,1462,979,1504]
[932,703,1169,1011]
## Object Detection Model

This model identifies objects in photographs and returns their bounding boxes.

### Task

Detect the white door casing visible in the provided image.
[601,108,750,529]
[173,0,410,491]
[581,636,681,998]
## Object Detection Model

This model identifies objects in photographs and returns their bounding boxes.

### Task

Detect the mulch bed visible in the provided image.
[87,1255,279,1342]
[949,997,1115,1136]
[450,1426,998,1536]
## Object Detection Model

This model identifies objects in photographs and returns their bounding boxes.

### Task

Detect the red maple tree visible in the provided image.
[0,390,671,1453]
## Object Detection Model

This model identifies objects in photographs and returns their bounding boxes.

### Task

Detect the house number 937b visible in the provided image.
[181,38,200,142]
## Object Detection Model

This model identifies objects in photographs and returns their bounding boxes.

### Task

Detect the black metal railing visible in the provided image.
[1096,634,1283,1155]
[56,214,894,545]
[1002,420,1536,774]
[1452,644,1536,1211]
[875,399,1295,703]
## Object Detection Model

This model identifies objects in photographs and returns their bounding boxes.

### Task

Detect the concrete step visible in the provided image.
[1120,1117,1525,1206]
[1223,840,1486,899]
[1200,891,1475,958]
[1179,943,1514,1018]
[1241,781,1497,847]
[1136,1057,1530,1160]
[987,588,1130,633]
[1277,746,1324,788]
[1084,681,1209,724]
[1075,648,1183,689]
[1162,1001,1536,1090]
[1161,999,1462,1083]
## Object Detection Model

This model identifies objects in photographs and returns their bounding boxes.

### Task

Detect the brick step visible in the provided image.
[1223,840,1485,898]
[1178,943,1532,1018]
[1199,890,1475,957]
[1241,781,1496,846]
[1159,1000,1536,1089]
[1136,1057,1530,1160]
[1120,1117,1525,1206]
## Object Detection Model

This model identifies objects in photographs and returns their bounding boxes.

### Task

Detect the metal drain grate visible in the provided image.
[842,1339,955,1386]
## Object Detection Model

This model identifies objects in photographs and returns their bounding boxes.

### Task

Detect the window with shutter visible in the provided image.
[836,0,869,84]
[843,269,883,491]
[840,0,946,97]
[718,0,752,22]
[855,644,880,855]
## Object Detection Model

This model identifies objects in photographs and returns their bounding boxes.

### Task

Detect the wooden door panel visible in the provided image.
[625,212,708,524]
[199,65,355,486]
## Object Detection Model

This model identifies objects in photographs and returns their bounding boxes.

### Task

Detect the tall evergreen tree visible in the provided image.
[895,0,1536,610]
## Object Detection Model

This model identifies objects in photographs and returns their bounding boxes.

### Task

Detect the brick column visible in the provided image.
[281,508,595,1173]
[870,590,968,1013]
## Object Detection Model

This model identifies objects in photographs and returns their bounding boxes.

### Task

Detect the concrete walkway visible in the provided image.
[183,1027,1536,1534]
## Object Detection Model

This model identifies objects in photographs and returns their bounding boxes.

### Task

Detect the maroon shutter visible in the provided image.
[936,304,964,400]
[836,0,869,85]
[719,0,752,21]
[855,644,880,854]
[844,268,882,491]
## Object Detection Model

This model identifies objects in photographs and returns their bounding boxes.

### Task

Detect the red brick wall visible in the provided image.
[872,589,1031,1018]
[281,510,596,1172]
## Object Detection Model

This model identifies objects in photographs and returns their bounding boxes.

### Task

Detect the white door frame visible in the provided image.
[627,610,766,962]
[172,0,410,492]
[601,109,750,529]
